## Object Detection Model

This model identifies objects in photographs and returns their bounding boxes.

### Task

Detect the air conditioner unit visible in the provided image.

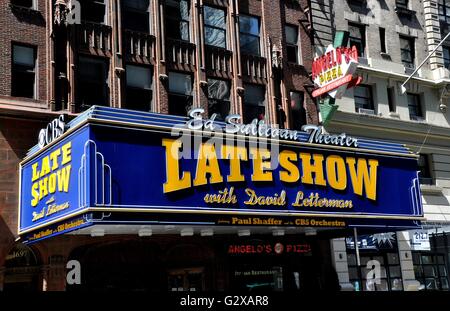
[358,108,375,115]
[410,115,425,122]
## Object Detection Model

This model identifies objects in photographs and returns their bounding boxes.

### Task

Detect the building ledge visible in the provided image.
[420,184,444,194]
[328,111,450,141]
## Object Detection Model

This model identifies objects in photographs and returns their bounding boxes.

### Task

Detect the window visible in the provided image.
[407,93,423,120]
[354,85,373,112]
[204,6,226,48]
[387,87,396,113]
[348,252,403,291]
[11,0,34,9]
[168,72,193,116]
[11,44,36,98]
[418,155,433,185]
[207,78,230,120]
[239,15,260,56]
[166,0,190,41]
[125,65,152,111]
[79,0,106,24]
[396,0,408,9]
[348,23,366,57]
[78,56,109,110]
[285,25,300,64]
[290,91,306,130]
[243,84,265,123]
[400,36,415,69]
[439,0,450,23]
[413,252,448,290]
[122,0,150,33]
[379,27,386,54]
[443,46,450,69]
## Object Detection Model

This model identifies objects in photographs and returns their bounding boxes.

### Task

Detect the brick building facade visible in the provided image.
[0,0,320,291]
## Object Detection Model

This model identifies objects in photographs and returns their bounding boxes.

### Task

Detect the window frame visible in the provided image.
[406,92,423,120]
[354,84,374,112]
[79,0,107,24]
[168,71,194,116]
[206,77,231,120]
[400,35,415,69]
[165,0,191,42]
[122,0,151,33]
[77,55,110,110]
[443,46,450,69]
[11,43,37,99]
[348,22,366,58]
[395,0,409,9]
[239,14,261,56]
[347,251,404,291]
[439,0,450,23]
[417,154,433,185]
[203,5,227,49]
[10,0,35,9]
[379,27,387,54]
[125,64,153,112]
[289,90,306,130]
[285,24,301,64]
[243,83,266,123]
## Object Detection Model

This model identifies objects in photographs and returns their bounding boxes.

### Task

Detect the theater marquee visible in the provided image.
[18,107,423,243]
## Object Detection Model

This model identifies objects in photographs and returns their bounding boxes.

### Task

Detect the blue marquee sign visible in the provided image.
[18,106,423,243]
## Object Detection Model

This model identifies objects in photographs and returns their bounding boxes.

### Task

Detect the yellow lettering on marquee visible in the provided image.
[162,138,191,193]
[193,143,223,186]
[222,145,247,182]
[300,153,326,186]
[279,150,299,183]
[326,155,347,190]
[250,148,272,182]
[57,165,71,193]
[346,158,378,200]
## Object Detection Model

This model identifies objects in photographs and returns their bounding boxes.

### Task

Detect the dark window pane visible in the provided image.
[387,253,400,265]
[407,93,422,118]
[168,94,193,116]
[418,154,432,184]
[207,78,230,120]
[11,0,33,8]
[348,23,365,57]
[287,45,298,63]
[389,266,402,278]
[122,9,149,33]
[80,0,106,23]
[444,47,450,68]
[285,25,298,45]
[125,65,152,111]
[400,36,415,68]
[78,56,109,109]
[244,84,265,123]
[205,28,226,48]
[290,91,305,130]
[240,15,260,56]
[11,71,35,98]
[391,278,403,291]
[380,27,386,53]
[240,34,260,56]
[166,0,190,41]
[204,6,225,28]
[354,85,373,111]
[12,44,36,98]
[126,88,152,111]
[239,15,259,35]
[168,71,193,116]
[169,72,192,95]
